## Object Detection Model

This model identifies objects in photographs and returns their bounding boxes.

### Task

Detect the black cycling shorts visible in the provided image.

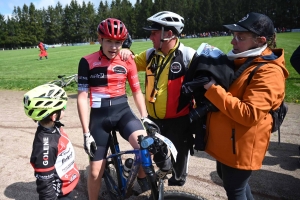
[89,102,144,161]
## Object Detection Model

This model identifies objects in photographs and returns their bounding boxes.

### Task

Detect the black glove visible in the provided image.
[189,98,219,123]
[182,72,212,95]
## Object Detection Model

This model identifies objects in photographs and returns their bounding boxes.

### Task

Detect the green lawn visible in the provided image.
[0,32,299,102]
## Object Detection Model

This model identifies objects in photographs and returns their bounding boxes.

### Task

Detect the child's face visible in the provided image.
[99,36,123,59]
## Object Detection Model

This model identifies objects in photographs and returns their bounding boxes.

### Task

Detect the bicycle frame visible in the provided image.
[48,74,78,88]
[105,129,167,200]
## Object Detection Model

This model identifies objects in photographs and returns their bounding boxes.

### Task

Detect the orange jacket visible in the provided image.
[204,48,289,170]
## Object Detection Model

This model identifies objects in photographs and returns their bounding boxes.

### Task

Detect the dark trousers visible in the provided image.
[58,191,73,200]
[217,161,254,200]
[149,115,190,185]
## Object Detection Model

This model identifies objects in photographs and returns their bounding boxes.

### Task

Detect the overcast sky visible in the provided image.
[0,0,137,19]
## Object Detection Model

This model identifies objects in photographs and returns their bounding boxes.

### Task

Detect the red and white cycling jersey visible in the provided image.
[77,50,141,107]
[30,122,79,199]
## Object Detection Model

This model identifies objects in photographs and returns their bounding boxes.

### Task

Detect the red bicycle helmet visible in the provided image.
[97,18,128,41]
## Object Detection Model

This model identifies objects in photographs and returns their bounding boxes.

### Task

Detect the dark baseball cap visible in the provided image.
[223,12,274,38]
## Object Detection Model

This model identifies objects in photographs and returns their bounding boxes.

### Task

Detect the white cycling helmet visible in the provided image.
[143,11,184,35]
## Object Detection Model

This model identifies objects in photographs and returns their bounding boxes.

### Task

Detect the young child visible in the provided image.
[23,84,79,200]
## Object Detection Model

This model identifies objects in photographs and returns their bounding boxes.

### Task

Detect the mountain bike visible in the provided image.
[48,74,78,88]
[102,118,205,200]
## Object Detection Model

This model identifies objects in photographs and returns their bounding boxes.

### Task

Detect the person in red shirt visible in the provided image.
[38,41,48,60]
[77,18,156,200]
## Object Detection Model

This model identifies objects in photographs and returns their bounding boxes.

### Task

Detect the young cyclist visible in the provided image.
[23,84,80,200]
[77,18,161,200]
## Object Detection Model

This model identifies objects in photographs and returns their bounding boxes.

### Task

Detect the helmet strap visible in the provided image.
[159,26,165,50]
[159,27,176,50]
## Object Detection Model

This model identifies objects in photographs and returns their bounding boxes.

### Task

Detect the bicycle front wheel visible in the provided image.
[137,186,205,200]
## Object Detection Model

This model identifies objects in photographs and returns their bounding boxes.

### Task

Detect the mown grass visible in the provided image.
[0,32,299,102]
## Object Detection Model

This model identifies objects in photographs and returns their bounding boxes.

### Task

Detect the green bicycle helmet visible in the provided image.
[23,84,68,121]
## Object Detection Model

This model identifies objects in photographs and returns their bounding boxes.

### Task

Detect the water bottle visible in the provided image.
[123,158,133,178]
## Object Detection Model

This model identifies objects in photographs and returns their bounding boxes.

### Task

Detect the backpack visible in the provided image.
[247,63,288,144]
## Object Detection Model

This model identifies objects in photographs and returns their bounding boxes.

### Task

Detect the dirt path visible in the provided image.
[0,90,299,200]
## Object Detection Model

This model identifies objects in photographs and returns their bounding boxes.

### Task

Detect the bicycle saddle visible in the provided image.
[102,117,119,133]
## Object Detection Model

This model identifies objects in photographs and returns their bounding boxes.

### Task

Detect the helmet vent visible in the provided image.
[44,101,52,106]
[165,17,179,22]
[37,110,47,117]
[39,93,46,97]
[28,110,34,116]
[53,90,62,97]
[48,89,55,96]
[54,101,63,107]
[35,101,43,106]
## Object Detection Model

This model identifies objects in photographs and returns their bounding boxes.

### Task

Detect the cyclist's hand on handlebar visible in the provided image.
[141,117,160,136]
[83,132,97,157]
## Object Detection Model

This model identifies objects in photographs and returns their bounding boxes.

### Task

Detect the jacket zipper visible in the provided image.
[231,129,236,154]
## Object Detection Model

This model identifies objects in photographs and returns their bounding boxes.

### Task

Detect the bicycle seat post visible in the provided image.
[111,129,119,147]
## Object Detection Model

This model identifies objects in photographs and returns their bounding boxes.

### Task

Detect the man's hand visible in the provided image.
[83,132,97,157]
[204,77,216,90]
[182,72,212,95]
[119,49,134,61]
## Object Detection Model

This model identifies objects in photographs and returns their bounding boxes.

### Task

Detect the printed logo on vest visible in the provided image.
[113,66,127,74]
[170,62,182,73]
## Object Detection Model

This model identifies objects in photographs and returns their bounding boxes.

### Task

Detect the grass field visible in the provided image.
[0,32,299,102]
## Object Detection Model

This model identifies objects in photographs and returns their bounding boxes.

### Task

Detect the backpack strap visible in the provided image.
[146,49,156,64]
[247,63,265,85]
[246,63,282,144]
[232,57,257,82]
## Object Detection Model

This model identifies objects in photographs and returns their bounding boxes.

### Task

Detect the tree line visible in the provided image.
[0,0,299,48]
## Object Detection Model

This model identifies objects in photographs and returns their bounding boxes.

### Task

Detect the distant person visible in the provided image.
[38,41,48,60]
[195,12,288,199]
[122,32,132,49]
[290,45,300,74]
[23,84,79,200]
[77,18,164,200]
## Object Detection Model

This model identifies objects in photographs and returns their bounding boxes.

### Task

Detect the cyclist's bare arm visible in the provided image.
[77,91,90,134]
[132,90,148,118]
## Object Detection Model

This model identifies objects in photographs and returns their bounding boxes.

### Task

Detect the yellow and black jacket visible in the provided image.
[134,40,195,119]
